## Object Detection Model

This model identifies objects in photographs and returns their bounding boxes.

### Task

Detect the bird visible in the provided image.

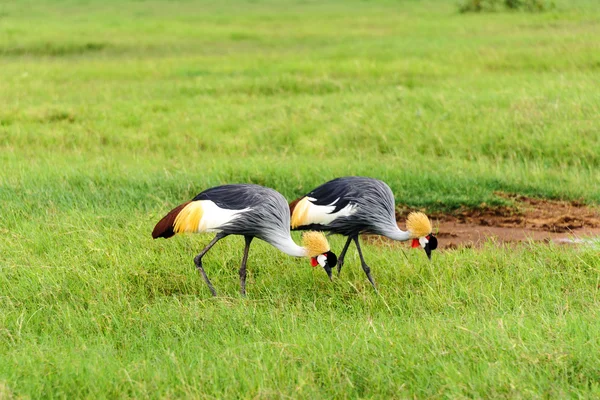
[152,184,337,296]
[289,176,437,289]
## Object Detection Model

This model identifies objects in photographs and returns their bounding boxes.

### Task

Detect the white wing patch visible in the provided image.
[291,196,356,228]
[197,200,250,232]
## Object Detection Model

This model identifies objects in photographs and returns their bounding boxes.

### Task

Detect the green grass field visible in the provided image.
[2,0,600,398]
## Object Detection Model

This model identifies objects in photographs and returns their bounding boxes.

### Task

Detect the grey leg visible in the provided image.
[353,236,377,291]
[194,233,228,296]
[336,236,354,276]
[239,235,253,296]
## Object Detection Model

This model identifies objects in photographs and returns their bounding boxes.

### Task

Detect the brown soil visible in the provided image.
[371,193,600,249]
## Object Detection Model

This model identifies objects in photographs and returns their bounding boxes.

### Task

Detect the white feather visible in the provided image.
[303,197,357,226]
[197,200,250,232]
[317,254,327,267]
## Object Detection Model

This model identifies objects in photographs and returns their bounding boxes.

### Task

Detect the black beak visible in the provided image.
[323,263,333,281]
[424,235,438,260]
[323,251,337,281]
[425,247,432,260]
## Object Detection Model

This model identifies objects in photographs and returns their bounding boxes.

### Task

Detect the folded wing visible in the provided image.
[290,179,360,229]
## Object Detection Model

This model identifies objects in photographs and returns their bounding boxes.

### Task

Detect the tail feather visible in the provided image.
[152,201,191,239]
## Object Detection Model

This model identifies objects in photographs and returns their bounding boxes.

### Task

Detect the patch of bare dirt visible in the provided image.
[378,193,600,249]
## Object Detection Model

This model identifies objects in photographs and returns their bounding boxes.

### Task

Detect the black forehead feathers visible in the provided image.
[428,235,438,250]
[325,250,337,266]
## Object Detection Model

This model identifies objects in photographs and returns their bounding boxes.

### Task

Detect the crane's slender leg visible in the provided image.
[336,236,354,276]
[194,233,228,297]
[239,235,254,296]
[353,236,377,291]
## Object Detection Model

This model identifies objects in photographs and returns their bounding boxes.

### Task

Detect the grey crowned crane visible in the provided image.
[152,184,337,296]
[289,177,437,289]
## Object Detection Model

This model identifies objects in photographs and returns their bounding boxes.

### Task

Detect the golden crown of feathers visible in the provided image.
[406,212,432,238]
[302,231,330,257]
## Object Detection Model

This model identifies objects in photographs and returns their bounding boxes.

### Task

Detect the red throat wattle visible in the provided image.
[411,238,420,248]
[310,257,318,267]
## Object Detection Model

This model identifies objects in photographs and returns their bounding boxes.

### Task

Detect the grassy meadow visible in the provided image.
[2,0,600,397]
